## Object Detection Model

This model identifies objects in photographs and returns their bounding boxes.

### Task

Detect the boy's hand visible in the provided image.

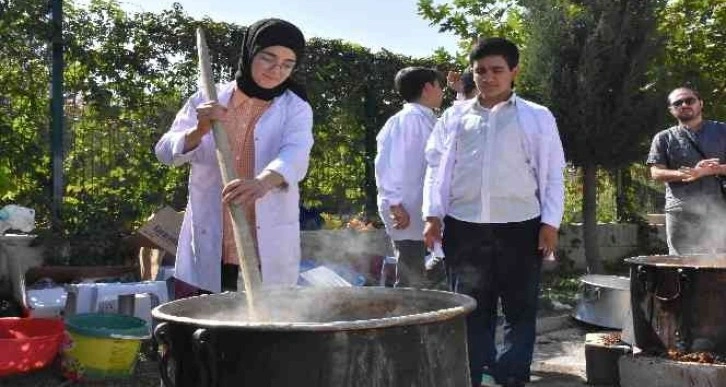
[538,224,558,258]
[389,204,410,230]
[423,217,442,250]
[447,71,463,94]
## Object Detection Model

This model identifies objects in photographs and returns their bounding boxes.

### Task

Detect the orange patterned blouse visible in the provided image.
[220,88,272,265]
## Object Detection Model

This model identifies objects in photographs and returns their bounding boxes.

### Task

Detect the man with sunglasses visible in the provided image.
[647,86,726,255]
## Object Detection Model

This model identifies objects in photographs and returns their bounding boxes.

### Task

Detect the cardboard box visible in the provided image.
[137,206,184,255]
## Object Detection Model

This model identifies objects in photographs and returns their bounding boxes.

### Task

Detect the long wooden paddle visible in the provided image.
[196,28,262,301]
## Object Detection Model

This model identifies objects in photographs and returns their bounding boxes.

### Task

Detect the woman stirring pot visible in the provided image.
[155,18,313,299]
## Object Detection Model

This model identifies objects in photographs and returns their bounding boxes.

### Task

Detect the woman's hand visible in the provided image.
[183,102,228,152]
[196,102,227,133]
[222,178,274,210]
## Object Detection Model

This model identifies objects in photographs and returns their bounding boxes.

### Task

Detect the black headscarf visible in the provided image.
[234,18,307,101]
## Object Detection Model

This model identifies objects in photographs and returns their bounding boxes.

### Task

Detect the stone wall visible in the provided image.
[557,223,667,270]
[302,222,668,271]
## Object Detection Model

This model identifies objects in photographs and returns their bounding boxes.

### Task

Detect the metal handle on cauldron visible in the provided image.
[154,322,175,387]
[192,328,218,387]
[583,284,601,302]
[654,268,687,302]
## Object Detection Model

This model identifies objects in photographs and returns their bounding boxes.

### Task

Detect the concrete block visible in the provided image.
[619,353,726,387]
[585,332,630,385]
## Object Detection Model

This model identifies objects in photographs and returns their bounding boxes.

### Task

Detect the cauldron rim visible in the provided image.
[579,274,630,290]
[151,287,476,331]
[624,254,726,269]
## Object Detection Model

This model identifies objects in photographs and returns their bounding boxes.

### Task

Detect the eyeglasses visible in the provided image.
[255,52,296,74]
[670,97,698,108]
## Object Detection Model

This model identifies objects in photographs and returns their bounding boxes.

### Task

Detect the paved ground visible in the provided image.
[1,315,606,387]
[528,322,591,386]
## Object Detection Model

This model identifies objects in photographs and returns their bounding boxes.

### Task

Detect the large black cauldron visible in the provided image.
[626,255,726,354]
[152,287,475,387]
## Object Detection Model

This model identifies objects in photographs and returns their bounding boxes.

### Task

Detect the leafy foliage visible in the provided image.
[5,0,721,267]
[518,0,667,169]
[0,0,454,265]
[659,0,726,118]
[418,0,528,47]
[562,165,618,224]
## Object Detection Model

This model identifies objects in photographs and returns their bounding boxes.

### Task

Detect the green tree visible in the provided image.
[0,0,56,210]
[659,0,726,119]
[524,0,666,272]
[418,0,528,47]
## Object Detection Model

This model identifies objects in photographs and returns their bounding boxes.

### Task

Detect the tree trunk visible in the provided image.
[615,168,625,221]
[615,167,635,222]
[583,162,603,273]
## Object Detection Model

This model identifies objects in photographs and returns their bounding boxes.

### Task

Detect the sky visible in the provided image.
[98,0,461,58]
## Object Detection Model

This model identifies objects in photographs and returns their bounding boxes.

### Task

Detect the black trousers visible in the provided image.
[443,216,542,385]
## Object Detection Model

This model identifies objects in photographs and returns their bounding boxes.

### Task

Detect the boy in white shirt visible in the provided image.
[375,67,444,288]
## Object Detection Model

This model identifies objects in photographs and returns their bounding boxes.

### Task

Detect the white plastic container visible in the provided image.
[65,281,169,323]
[26,287,67,318]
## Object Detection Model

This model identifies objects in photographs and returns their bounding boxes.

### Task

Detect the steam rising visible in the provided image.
[668,198,726,255]
[190,231,465,324]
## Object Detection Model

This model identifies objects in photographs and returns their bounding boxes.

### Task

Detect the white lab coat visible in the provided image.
[155,82,313,293]
[375,103,436,241]
[423,96,565,228]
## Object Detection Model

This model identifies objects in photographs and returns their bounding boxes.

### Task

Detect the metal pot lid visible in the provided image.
[624,255,726,269]
[580,274,630,290]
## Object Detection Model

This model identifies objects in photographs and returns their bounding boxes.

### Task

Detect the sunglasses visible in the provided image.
[670,97,698,108]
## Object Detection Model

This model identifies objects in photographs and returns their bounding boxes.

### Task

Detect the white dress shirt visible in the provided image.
[448,95,540,223]
[375,103,436,241]
[423,95,565,228]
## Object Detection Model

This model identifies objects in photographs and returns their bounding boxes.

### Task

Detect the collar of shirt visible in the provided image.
[473,92,517,114]
[678,120,712,141]
[404,102,437,120]
[230,87,271,109]
[229,87,249,108]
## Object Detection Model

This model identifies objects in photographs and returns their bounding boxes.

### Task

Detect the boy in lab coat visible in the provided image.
[374,67,444,288]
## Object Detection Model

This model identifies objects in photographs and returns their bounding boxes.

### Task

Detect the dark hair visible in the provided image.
[469,37,519,69]
[668,85,702,104]
[461,70,476,96]
[394,67,444,102]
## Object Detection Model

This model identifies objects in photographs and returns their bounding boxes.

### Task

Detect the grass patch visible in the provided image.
[539,270,583,313]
